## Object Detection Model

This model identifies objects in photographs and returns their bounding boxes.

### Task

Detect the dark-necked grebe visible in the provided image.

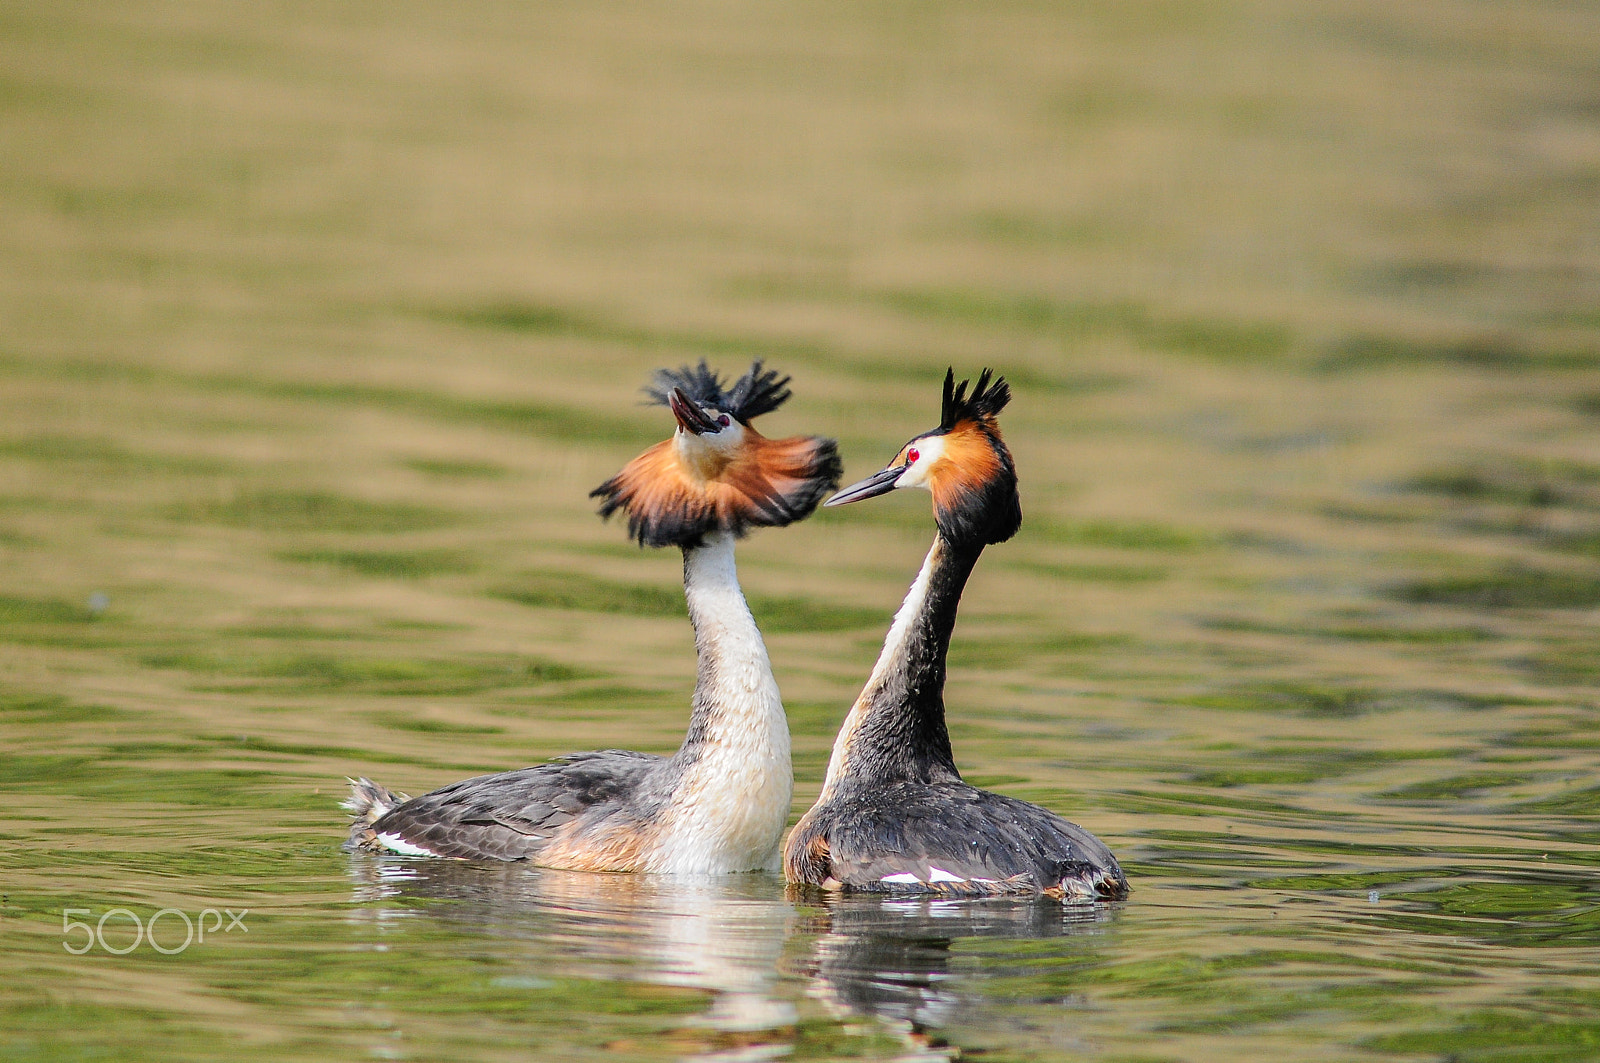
[345,361,841,873]
[784,369,1128,899]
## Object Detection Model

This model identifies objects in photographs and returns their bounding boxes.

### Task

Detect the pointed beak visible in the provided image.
[668,387,719,435]
[824,464,906,506]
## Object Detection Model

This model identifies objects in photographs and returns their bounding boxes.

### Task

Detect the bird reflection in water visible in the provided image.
[349,858,798,1055]
[350,859,1119,1060]
[791,892,1117,1060]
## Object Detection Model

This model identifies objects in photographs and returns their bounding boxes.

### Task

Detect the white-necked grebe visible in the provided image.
[345,361,840,873]
[784,369,1128,899]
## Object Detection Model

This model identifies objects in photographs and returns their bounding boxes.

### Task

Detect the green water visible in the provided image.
[3,1,1598,1059]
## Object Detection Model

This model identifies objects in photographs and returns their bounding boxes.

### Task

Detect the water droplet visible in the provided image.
[1367,889,1380,904]
[87,592,109,616]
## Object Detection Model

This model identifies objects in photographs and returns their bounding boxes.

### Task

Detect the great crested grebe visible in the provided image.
[345,361,841,873]
[784,369,1128,899]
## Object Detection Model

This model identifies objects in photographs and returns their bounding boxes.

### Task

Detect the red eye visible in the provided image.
[717,414,731,427]
[906,448,920,464]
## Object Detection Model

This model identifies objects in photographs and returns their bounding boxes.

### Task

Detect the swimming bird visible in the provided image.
[784,369,1128,899]
[345,361,841,873]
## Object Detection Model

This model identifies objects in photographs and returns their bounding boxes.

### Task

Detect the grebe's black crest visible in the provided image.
[644,360,793,425]
[939,366,1011,431]
[592,362,841,548]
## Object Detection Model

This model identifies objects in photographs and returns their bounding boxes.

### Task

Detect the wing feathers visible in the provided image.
[787,781,1128,899]
[355,752,665,864]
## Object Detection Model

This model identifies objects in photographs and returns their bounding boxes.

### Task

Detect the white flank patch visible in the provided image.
[880,872,920,884]
[376,832,438,857]
[926,867,964,883]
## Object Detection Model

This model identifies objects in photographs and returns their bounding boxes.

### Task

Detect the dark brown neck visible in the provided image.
[820,533,983,795]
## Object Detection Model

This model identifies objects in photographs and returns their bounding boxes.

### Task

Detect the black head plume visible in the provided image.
[939,367,1011,432]
[644,360,793,424]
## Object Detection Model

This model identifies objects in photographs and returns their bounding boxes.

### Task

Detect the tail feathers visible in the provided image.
[1046,859,1130,901]
[342,777,408,852]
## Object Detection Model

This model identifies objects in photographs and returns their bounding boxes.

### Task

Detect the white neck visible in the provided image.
[816,540,940,801]
[652,531,792,873]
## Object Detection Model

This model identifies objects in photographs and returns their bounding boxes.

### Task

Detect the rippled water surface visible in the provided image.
[3,2,1598,1060]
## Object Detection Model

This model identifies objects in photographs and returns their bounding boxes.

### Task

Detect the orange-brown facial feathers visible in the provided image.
[925,415,1020,547]
[592,419,842,548]
[926,419,1005,512]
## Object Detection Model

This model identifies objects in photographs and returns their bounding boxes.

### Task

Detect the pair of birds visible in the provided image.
[345,363,1128,900]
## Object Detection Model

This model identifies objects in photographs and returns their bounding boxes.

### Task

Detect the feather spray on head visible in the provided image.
[592,361,842,547]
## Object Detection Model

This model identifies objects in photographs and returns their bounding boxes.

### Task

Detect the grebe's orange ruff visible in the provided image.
[345,361,839,873]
